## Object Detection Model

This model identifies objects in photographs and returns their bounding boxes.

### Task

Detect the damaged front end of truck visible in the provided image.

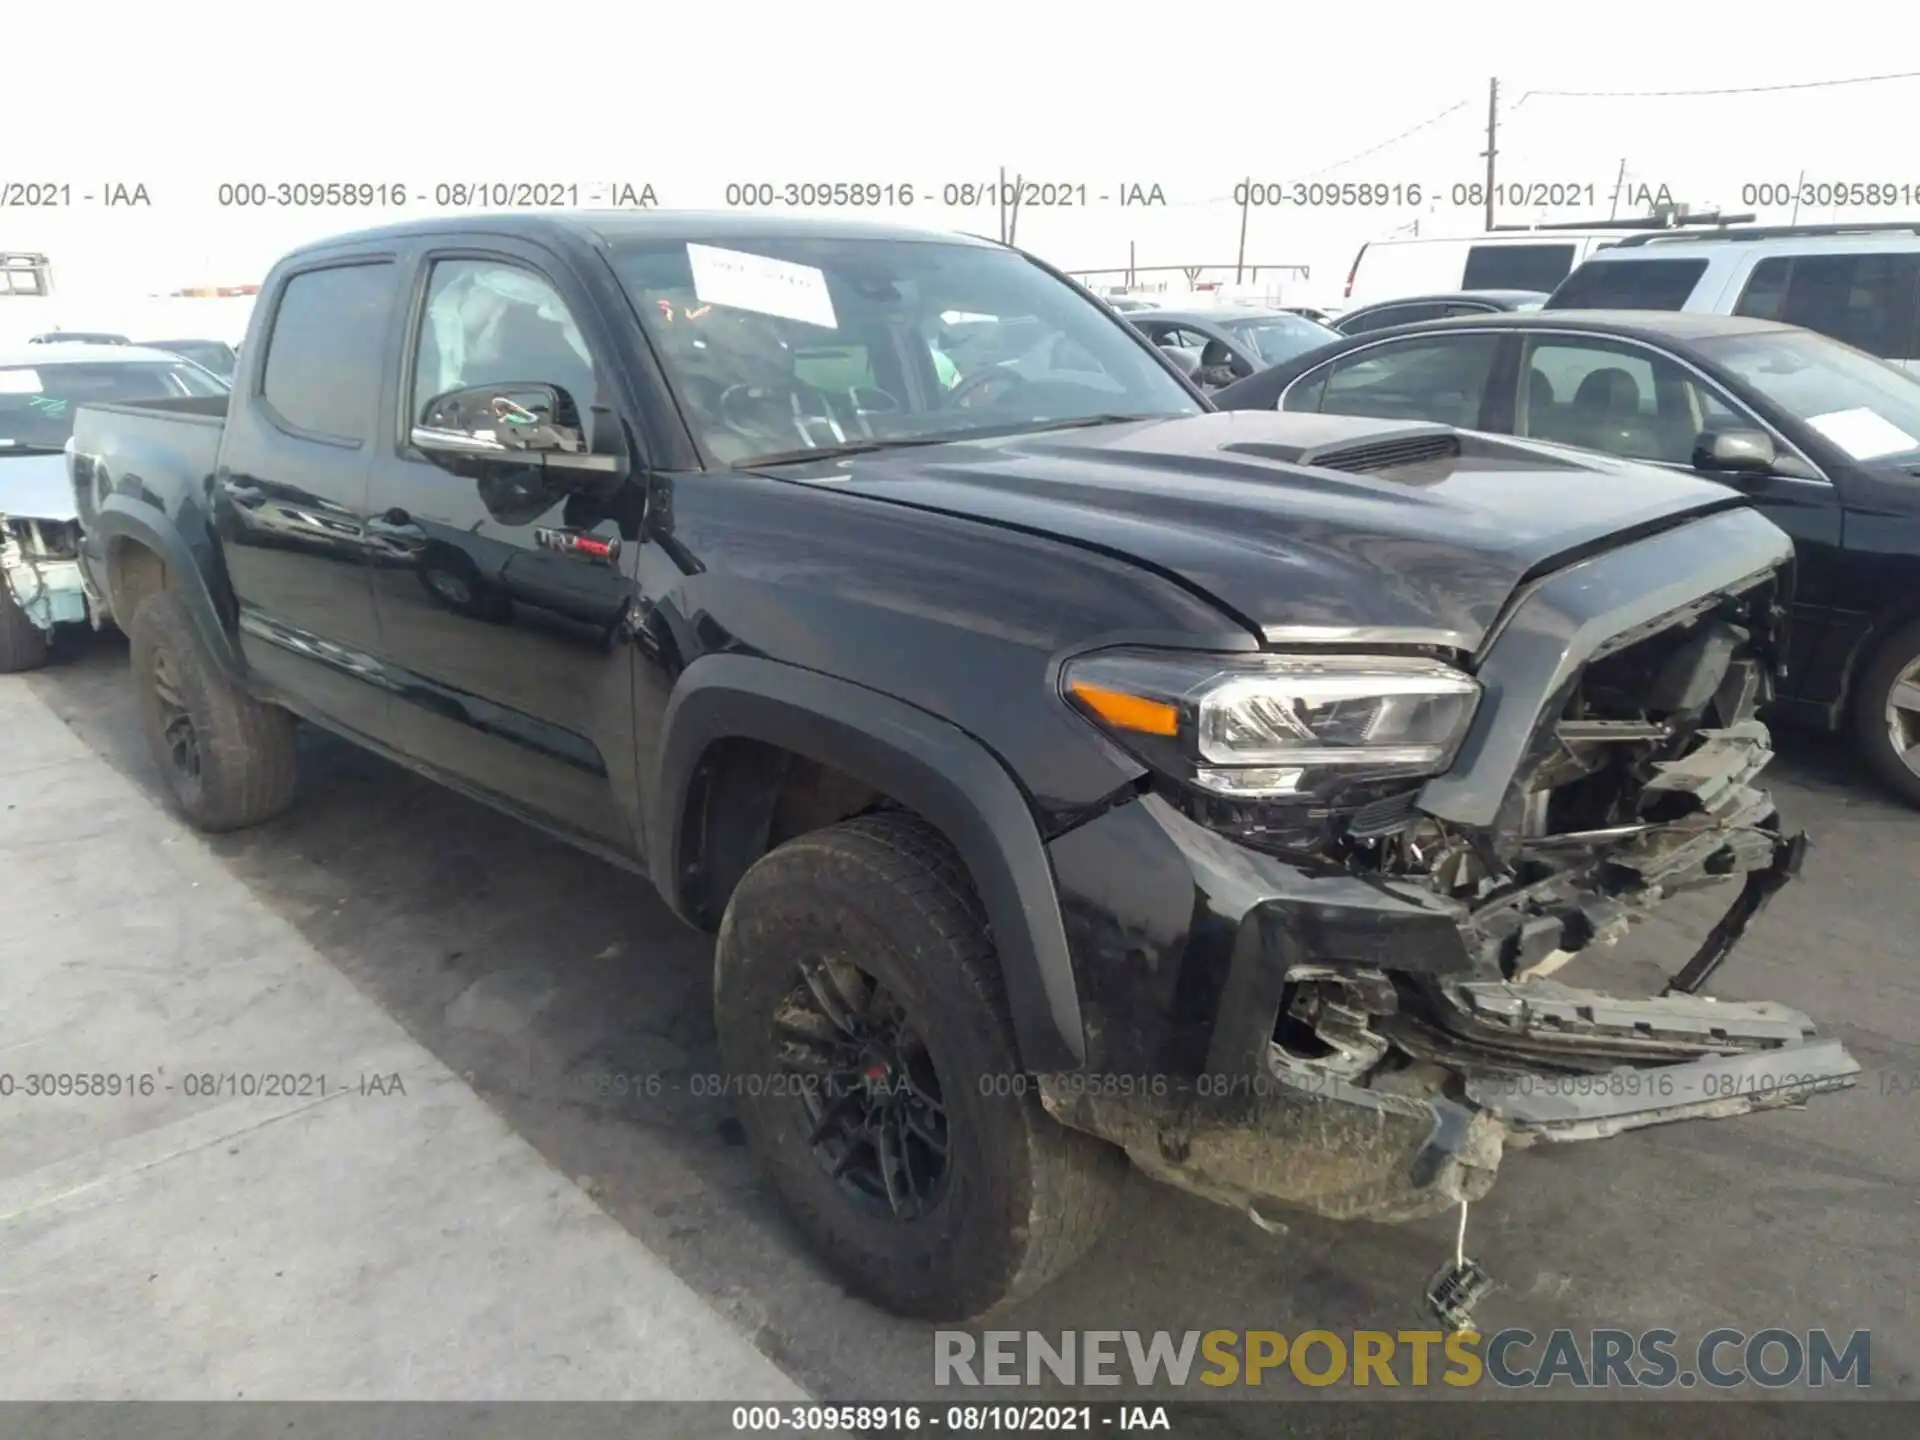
[1039,505,1858,1314]
[1,509,93,671]
[2,441,101,671]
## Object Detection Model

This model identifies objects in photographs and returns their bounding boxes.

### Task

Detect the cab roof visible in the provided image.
[280,210,1007,262]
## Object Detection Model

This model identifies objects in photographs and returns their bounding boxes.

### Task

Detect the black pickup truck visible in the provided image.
[68,212,1858,1324]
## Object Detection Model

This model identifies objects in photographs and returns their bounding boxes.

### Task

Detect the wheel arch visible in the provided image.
[650,654,1087,1072]
[94,495,246,684]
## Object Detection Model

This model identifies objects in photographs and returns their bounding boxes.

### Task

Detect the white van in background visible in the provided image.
[1340,231,1630,306]
[1339,219,1757,306]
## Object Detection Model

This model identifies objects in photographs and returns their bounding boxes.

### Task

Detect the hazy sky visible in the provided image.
[10,0,1918,307]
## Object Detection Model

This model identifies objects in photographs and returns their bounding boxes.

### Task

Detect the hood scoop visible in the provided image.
[1223,421,1462,479]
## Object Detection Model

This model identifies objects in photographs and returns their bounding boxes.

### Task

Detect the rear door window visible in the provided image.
[1285,334,1504,429]
[1733,252,1920,361]
[260,261,397,442]
[1462,243,1578,292]
[1545,258,1708,310]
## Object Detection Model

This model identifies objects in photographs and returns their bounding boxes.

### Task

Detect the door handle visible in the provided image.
[367,510,427,542]
[366,510,428,555]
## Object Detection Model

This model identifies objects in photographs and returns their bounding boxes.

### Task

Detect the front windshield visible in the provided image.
[1220,314,1342,366]
[0,360,228,451]
[608,235,1202,464]
[1696,329,1920,463]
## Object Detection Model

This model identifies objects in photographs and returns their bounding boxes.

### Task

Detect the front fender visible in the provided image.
[651,654,1087,1072]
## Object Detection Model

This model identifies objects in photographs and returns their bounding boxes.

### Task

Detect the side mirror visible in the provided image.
[1159,345,1200,377]
[411,383,620,477]
[1693,428,1776,475]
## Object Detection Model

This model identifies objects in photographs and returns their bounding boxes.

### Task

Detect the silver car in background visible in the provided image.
[1,344,229,671]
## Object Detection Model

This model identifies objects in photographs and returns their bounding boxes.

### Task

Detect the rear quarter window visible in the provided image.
[1733,252,1920,360]
[1545,258,1708,310]
[1462,243,1578,292]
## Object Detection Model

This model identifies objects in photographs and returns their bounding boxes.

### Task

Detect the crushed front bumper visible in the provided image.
[1038,506,1858,1228]
[1041,985,1859,1227]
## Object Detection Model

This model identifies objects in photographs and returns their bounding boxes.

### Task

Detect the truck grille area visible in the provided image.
[1367,573,1790,978]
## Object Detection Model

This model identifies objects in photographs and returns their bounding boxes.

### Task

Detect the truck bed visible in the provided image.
[69,394,231,536]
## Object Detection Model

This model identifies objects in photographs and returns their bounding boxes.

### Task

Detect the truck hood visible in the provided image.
[799,412,1751,651]
[0,450,78,522]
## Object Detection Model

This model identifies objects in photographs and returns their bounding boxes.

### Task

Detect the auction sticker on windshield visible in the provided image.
[687,243,837,329]
[1807,406,1918,460]
[0,369,43,394]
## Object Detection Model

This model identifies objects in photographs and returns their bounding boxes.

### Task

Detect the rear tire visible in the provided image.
[128,588,299,831]
[714,812,1126,1321]
[0,579,52,673]
[1851,618,1920,809]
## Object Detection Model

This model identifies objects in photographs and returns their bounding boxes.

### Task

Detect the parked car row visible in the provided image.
[25,329,239,380]
[39,210,1861,1328]
[1207,220,1920,806]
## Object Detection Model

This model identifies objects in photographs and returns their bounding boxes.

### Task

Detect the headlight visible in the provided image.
[1062,649,1480,799]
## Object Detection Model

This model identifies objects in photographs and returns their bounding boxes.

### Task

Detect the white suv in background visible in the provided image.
[1544,223,1920,372]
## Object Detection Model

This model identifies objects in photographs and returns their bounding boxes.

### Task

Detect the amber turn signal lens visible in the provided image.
[1068,681,1179,737]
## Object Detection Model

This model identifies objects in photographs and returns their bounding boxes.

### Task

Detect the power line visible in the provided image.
[1296,99,1473,180]
[1516,69,1920,105]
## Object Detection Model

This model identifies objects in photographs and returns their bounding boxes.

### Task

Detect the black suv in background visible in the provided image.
[65,213,1858,1321]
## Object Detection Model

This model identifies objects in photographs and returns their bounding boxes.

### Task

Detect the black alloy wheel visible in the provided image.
[776,954,951,1219]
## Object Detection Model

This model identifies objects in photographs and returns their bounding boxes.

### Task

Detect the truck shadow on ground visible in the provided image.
[24,631,1919,1408]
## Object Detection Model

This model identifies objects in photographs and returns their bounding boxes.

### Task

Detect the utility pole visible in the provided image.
[1791,167,1806,224]
[997,165,1007,244]
[1007,172,1024,246]
[1480,78,1499,231]
[1235,178,1250,283]
[1608,157,1628,220]
[1128,239,1137,289]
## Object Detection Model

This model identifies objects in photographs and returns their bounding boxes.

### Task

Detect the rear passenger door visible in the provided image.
[1734,251,1920,370]
[215,256,399,747]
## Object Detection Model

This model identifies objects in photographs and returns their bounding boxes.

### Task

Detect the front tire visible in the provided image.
[714,813,1126,1321]
[0,579,52,673]
[1851,618,1920,809]
[128,587,300,831]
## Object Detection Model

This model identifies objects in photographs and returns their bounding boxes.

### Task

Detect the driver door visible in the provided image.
[363,245,644,853]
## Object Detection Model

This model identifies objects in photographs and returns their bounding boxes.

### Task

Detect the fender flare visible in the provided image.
[91,495,246,682]
[651,654,1087,1072]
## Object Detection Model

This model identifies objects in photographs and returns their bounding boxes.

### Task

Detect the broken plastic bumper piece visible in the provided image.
[1041,979,1858,1229]
[1452,985,1860,1143]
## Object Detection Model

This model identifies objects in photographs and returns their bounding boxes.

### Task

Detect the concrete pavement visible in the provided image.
[0,680,806,1401]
